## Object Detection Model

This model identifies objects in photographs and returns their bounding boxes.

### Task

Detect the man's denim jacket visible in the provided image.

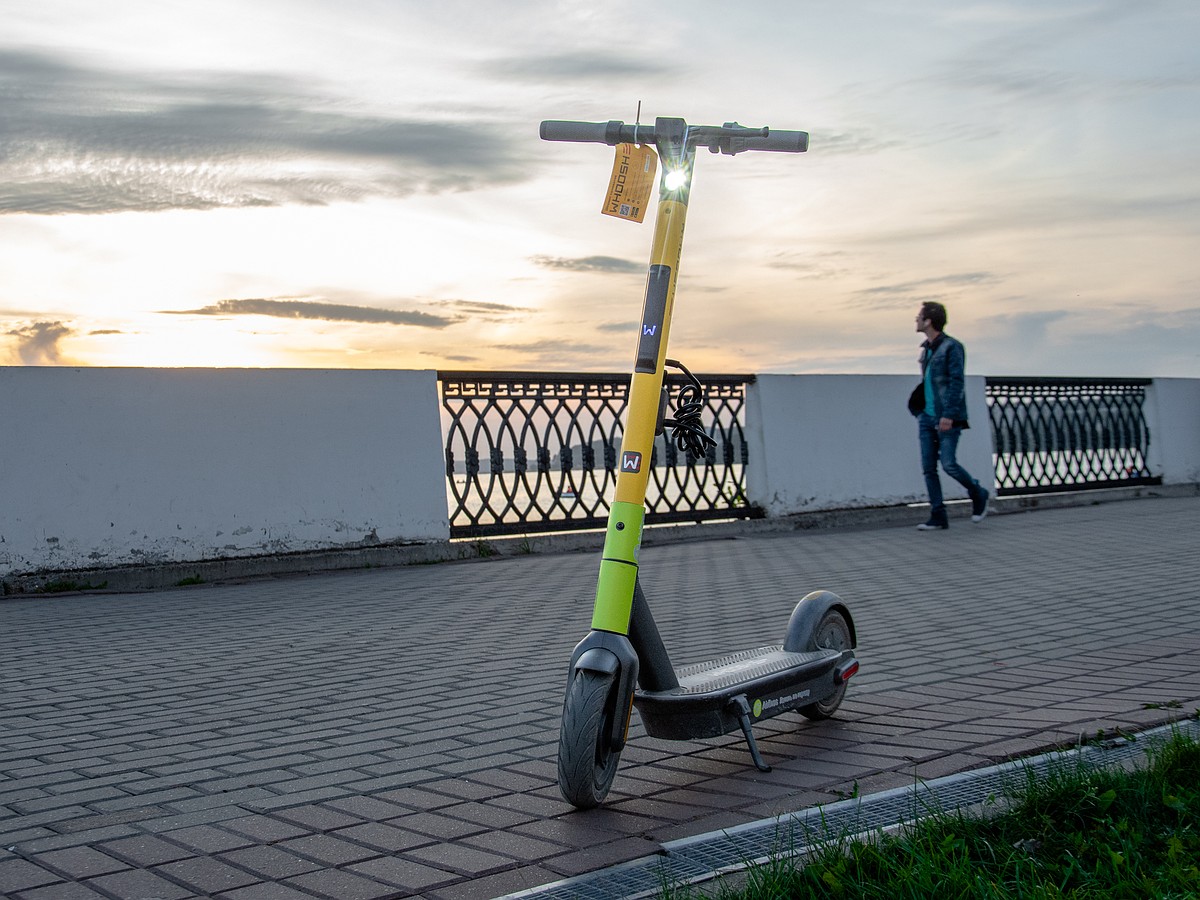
[919,333,970,426]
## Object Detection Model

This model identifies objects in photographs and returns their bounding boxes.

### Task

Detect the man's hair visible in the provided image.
[920,301,947,331]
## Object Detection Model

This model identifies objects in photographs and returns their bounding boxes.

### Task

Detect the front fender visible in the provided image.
[573,646,620,675]
[566,630,640,750]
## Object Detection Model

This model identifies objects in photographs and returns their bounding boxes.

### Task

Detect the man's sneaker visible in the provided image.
[916,518,948,531]
[971,489,991,523]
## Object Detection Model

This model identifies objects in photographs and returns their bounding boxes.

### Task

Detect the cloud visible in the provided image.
[492,338,610,353]
[530,254,641,274]
[766,250,855,279]
[919,3,1190,110]
[858,272,1000,296]
[925,66,1082,103]
[429,351,482,364]
[853,191,1200,250]
[479,52,675,82]
[164,298,460,328]
[6,321,73,364]
[978,307,1072,339]
[808,131,903,156]
[843,272,1003,310]
[0,49,528,215]
[970,306,1200,377]
[490,338,617,369]
[437,300,525,313]
[431,299,530,321]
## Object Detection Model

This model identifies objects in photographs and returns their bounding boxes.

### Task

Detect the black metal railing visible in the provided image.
[439,371,756,537]
[985,377,1161,495]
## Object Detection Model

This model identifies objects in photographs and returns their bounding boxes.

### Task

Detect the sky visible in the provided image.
[2,0,1198,377]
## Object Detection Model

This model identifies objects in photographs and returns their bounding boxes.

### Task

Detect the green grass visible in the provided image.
[663,728,1200,899]
[468,539,497,558]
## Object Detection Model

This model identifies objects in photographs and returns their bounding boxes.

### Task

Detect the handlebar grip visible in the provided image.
[540,120,621,144]
[729,129,808,154]
[758,129,809,152]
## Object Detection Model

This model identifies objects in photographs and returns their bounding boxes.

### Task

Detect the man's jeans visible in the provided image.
[918,412,982,521]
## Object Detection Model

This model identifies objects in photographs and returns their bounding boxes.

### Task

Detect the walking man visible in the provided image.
[913,301,990,530]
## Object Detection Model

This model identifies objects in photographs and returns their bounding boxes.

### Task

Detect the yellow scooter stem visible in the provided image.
[592,121,695,635]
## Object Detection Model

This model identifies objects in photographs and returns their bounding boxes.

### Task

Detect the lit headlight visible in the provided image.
[663,168,688,191]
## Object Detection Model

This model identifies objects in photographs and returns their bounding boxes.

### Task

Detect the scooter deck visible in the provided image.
[634,644,849,741]
[673,645,832,692]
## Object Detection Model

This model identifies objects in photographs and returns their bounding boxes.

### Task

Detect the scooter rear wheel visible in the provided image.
[557,669,622,808]
[798,608,853,721]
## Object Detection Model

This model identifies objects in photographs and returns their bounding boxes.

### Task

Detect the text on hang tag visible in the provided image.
[601,143,657,223]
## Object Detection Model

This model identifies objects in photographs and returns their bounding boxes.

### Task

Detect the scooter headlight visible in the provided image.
[662,168,689,191]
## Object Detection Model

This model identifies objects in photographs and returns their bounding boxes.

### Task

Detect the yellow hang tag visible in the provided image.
[601,143,657,223]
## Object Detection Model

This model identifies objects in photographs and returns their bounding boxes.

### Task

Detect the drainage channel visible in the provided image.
[500,719,1200,900]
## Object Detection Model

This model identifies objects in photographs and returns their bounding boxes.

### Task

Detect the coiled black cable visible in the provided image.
[663,359,717,460]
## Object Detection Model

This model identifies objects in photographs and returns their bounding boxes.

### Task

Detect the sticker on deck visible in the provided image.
[602,143,657,223]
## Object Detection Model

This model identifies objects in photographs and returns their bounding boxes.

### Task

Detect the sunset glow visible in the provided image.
[2,1,1198,376]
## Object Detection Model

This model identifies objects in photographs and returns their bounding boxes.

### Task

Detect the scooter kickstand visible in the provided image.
[730,695,772,773]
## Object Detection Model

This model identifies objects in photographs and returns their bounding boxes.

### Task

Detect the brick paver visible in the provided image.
[2,494,1199,898]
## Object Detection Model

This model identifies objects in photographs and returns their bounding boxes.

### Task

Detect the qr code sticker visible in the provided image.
[619,204,632,216]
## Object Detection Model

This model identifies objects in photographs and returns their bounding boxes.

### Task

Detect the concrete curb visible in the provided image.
[4,482,1196,597]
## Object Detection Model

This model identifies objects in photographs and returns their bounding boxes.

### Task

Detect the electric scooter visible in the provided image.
[541,116,860,808]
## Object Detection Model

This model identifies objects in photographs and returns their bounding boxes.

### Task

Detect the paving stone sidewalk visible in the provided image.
[2,495,1199,900]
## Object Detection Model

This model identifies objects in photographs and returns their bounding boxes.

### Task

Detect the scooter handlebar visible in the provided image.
[540,119,808,154]
[729,128,809,154]
[540,120,628,145]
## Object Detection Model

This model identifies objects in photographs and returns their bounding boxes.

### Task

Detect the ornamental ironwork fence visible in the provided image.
[439,371,756,538]
[438,373,1163,537]
[985,377,1160,496]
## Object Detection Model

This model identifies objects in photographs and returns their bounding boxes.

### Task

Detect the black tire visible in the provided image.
[798,609,853,721]
[557,669,622,808]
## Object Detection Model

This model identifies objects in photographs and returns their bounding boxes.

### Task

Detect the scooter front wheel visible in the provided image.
[557,669,622,808]
[798,608,853,721]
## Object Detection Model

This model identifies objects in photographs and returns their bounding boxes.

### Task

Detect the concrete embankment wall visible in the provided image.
[745,374,992,516]
[1,368,448,577]
[2,368,1197,584]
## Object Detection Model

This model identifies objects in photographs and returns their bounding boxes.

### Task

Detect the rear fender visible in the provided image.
[783,590,857,652]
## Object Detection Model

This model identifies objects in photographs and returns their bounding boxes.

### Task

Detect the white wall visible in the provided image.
[0,368,449,575]
[745,374,994,517]
[1146,378,1200,485]
[2,368,1194,578]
